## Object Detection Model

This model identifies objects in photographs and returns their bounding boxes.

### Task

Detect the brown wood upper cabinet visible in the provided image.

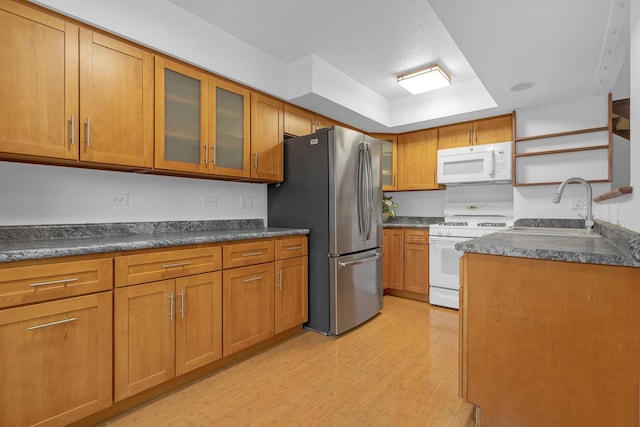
[371,133,398,191]
[283,104,338,137]
[79,29,154,167]
[284,104,314,137]
[438,114,513,150]
[397,128,439,190]
[0,1,153,167]
[251,93,284,181]
[155,57,251,178]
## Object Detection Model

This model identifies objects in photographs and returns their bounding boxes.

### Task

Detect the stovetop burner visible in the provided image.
[442,221,468,226]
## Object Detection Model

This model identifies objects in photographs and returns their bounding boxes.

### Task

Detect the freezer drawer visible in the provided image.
[329,249,383,335]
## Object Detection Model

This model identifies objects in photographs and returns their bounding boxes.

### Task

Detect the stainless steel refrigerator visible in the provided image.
[268,126,383,335]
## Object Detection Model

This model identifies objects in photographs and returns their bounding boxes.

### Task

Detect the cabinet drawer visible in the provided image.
[404,229,429,244]
[223,240,274,269]
[0,258,113,309]
[115,246,221,287]
[275,236,308,260]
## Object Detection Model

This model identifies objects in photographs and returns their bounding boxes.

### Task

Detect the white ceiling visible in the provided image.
[166,0,630,133]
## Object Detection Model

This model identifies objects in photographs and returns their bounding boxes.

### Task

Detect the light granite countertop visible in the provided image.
[456,219,640,268]
[383,216,443,229]
[0,219,309,263]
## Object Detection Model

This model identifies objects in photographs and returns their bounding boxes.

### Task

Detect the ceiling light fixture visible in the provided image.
[397,65,451,95]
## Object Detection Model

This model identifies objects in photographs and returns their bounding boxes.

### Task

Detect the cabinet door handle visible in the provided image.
[286,246,303,251]
[28,278,78,287]
[204,142,209,164]
[252,153,258,170]
[243,276,262,283]
[162,262,192,268]
[278,270,283,291]
[242,252,263,257]
[70,114,75,146]
[86,117,91,147]
[212,144,216,165]
[169,292,174,322]
[179,290,185,319]
[28,317,77,331]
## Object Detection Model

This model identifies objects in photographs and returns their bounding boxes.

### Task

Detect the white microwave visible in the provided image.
[437,141,512,185]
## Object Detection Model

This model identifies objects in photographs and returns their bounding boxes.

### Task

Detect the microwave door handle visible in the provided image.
[489,150,496,177]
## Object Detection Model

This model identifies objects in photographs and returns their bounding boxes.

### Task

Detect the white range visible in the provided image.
[428,202,514,309]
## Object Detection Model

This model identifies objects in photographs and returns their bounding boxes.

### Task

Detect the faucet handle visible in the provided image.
[578,214,595,231]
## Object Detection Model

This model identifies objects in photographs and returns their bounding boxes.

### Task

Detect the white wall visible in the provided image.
[0,162,267,226]
[31,0,288,98]
[618,2,640,232]
[514,183,613,222]
[385,190,446,217]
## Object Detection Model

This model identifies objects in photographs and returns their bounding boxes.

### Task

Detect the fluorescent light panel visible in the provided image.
[397,65,451,95]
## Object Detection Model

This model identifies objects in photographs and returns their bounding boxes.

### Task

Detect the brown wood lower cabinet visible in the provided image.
[0,235,307,425]
[383,228,429,298]
[460,253,640,426]
[275,255,308,333]
[114,271,222,401]
[223,263,275,356]
[0,292,113,427]
[383,228,404,290]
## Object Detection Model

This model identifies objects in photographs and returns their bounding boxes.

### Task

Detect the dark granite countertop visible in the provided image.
[0,219,309,263]
[456,219,640,268]
[383,216,443,229]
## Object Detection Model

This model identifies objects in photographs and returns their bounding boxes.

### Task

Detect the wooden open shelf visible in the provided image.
[593,186,633,202]
[514,144,609,158]
[514,126,608,143]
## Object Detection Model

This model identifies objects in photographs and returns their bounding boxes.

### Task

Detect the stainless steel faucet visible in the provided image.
[552,177,594,233]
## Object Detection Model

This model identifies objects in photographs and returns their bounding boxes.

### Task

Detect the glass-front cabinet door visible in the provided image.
[155,57,209,173]
[210,78,250,178]
[372,134,397,191]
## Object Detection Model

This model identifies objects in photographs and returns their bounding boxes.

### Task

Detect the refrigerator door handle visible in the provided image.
[365,142,374,240]
[338,252,381,267]
[357,143,366,239]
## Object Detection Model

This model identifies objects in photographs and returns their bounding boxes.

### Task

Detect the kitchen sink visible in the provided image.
[501,226,602,238]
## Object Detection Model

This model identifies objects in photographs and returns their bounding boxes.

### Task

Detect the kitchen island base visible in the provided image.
[460,253,640,427]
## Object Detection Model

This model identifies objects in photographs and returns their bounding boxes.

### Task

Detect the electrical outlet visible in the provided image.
[571,197,587,210]
[107,193,129,206]
[241,195,253,210]
[203,196,217,207]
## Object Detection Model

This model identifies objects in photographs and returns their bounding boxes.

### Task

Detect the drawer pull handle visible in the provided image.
[29,278,78,287]
[162,262,192,268]
[409,235,424,238]
[28,317,77,331]
[243,276,262,283]
[242,252,263,257]
[286,246,303,251]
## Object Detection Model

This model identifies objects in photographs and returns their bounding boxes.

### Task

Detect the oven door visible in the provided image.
[429,235,468,309]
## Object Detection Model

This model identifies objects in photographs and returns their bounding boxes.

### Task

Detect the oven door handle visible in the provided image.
[429,236,469,243]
